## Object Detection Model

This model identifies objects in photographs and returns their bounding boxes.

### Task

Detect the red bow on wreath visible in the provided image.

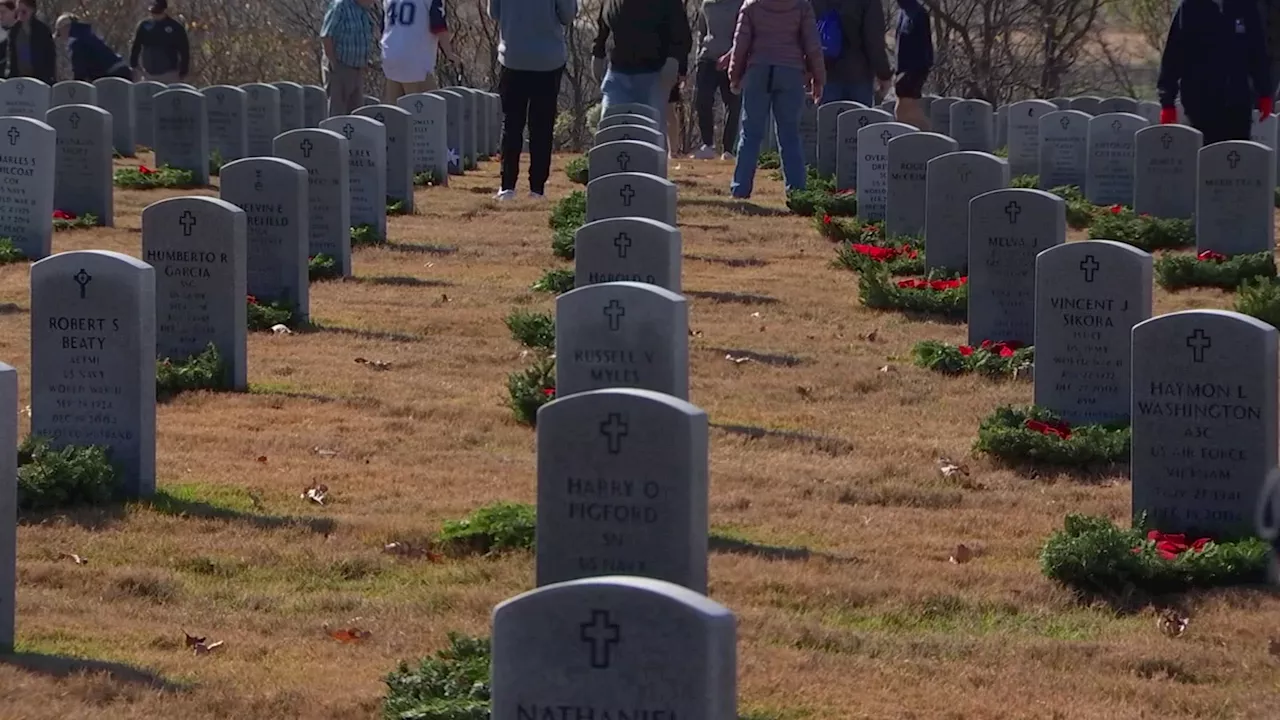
[1025,418,1072,440]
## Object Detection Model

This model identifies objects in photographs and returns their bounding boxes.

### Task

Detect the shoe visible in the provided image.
[493,189,516,201]
[720,152,736,161]
[528,191,546,200]
[691,145,716,160]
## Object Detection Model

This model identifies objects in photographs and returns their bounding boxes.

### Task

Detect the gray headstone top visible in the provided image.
[929,96,959,136]
[396,92,449,185]
[302,84,327,127]
[835,107,893,190]
[272,81,305,132]
[1006,99,1057,178]
[967,188,1066,345]
[598,113,659,132]
[492,576,736,719]
[1034,240,1153,424]
[355,104,414,214]
[273,128,352,277]
[885,131,958,238]
[586,172,677,226]
[1196,140,1276,255]
[856,121,917,222]
[141,196,248,389]
[153,88,209,185]
[47,104,114,227]
[1068,95,1103,115]
[1132,310,1279,539]
[595,123,666,150]
[0,116,54,259]
[535,389,708,590]
[588,140,667,181]
[924,150,1009,273]
[220,157,310,321]
[30,250,156,497]
[320,115,388,240]
[203,84,249,164]
[51,80,96,108]
[949,99,994,152]
[555,281,689,400]
[1038,110,1090,189]
[93,77,136,157]
[1099,96,1139,115]
[1085,112,1150,206]
[0,78,50,118]
[575,217,682,292]
[1134,124,1203,220]
[133,80,165,147]
[601,103,661,123]
[818,101,865,178]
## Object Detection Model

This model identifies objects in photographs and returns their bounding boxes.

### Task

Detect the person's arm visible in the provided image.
[800,0,826,95]
[727,4,752,89]
[488,0,500,21]
[320,4,340,64]
[172,20,190,78]
[861,0,892,82]
[429,1,459,64]
[591,4,609,59]
[1155,6,1185,112]
[555,0,577,27]
[38,22,57,84]
[129,21,143,70]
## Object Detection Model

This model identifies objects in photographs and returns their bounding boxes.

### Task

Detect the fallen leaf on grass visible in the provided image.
[183,631,206,648]
[1269,637,1280,658]
[938,457,970,479]
[193,640,224,655]
[878,365,894,373]
[689,329,703,337]
[796,386,813,400]
[271,324,293,335]
[313,446,338,457]
[327,627,372,643]
[256,455,268,463]
[302,482,328,505]
[354,358,392,370]
[949,544,973,564]
[858,329,879,342]
[750,312,762,319]
[1157,609,1188,638]
[725,354,751,365]
[58,552,87,565]
[20,405,29,417]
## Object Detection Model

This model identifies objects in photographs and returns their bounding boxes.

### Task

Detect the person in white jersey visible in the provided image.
[381,0,458,100]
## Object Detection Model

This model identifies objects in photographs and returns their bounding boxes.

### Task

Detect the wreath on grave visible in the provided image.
[16,436,119,512]
[0,238,24,264]
[308,254,340,281]
[506,353,556,427]
[565,155,588,185]
[1010,174,1039,189]
[1235,276,1280,326]
[786,187,857,218]
[113,164,198,189]
[531,268,574,294]
[858,265,968,319]
[974,405,1130,467]
[247,295,297,331]
[757,150,781,169]
[52,210,97,231]
[505,309,555,351]
[815,214,880,244]
[1051,185,1100,229]
[1089,205,1194,251]
[911,340,1033,378]
[156,343,227,400]
[549,191,586,260]
[208,149,225,177]
[1154,250,1276,291]
[1039,514,1269,595]
[351,223,385,248]
[413,168,443,187]
[387,197,408,216]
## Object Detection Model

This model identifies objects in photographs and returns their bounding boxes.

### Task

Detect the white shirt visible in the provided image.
[381,0,443,83]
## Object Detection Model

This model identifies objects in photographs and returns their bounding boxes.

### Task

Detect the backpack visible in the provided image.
[817,8,844,60]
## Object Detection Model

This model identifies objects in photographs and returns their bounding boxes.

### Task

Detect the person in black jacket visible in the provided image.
[7,0,55,84]
[0,1,16,79]
[129,0,189,83]
[1158,0,1271,143]
[591,0,693,122]
[54,14,132,82]
[892,0,932,130]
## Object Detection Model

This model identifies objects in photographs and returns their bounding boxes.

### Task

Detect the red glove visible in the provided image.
[1260,96,1274,120]
[1159,107,1178,125]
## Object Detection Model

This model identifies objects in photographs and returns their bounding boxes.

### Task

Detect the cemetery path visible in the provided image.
[1,153,1277,718]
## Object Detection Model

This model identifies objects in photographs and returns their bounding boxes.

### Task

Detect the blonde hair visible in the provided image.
[54,12,75,31]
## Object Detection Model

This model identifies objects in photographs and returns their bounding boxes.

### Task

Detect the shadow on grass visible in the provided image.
[712,423,854,455]
[686,290,780,306]
[383,241,459,255]
[0,653,184,691]
[709,534,860,565]
[350,275,453,288]
[247,384,341,404]
[147,490,336,536]
[708,348,806,367]
[300,323,425,343]
[683,197,791,217]
[681,222,731,231]
[684,254,769,269]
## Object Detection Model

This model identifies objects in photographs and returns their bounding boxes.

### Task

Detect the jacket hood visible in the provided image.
[69,22,95,39]
[748,0,802,11]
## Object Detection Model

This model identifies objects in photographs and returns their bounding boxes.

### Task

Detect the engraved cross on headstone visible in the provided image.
[14,82,23,96]
[341,123,355,140]
[579,610,620,669]
[857,115,869,128]
[73,269,92,299]
[599,413,628,454]
[1080,255,1100,282]
[1228,150,1242,169]
[68,87,76,99]
[1005,201,1022,224]
[6,127,19,146]
[616,151,630,171]
[68,112,80,130]
[179,210,197,236]
[374,112,385,123]
[879,129,893,144]
[1160,132,1173,150]
[619,184,635,207]
[603,299,625,330]
[1186,329,1211,362]
[414,100,423,112]
[1059,116,1070,129]
[958,164,971,183]
[300,139,313,158]
[613,232,632,258]
[1110,119,1122,132]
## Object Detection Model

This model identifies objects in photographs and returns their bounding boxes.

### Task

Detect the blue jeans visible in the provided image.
[821,80,874,106]
[600,69,664,119]
[732,64,807,198]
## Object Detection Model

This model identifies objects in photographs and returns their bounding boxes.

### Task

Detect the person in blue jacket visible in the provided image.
[1157,0,1272,143]
[54,13,131,82]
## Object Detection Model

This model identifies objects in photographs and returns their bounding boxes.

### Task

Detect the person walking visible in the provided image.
[321,0,375,118]
[691,0,743,160]
[381,0,458,101]
[727,0,825,199]
[55,14,133,82]
[591,0,692,121]
[810,0,891,106]
[892,0,932,130]
[490,0,576,201]
[1158,0,1270,144]
[128,0,189,83]
[7,0,55,85]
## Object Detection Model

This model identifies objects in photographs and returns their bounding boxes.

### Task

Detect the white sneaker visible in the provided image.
[493,189,516,201]
[528,191,546,200]
[720,152,736,161]
[691,145,716,160]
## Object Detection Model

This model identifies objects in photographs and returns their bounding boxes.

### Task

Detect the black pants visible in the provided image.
[499,64,563,193]
[694,60,740,153]
[1187,105,1252,145]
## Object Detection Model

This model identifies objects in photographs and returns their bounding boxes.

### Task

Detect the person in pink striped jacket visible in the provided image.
[725,0,825,199]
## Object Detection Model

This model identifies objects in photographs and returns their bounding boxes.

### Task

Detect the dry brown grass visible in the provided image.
[0,153,1278,719]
